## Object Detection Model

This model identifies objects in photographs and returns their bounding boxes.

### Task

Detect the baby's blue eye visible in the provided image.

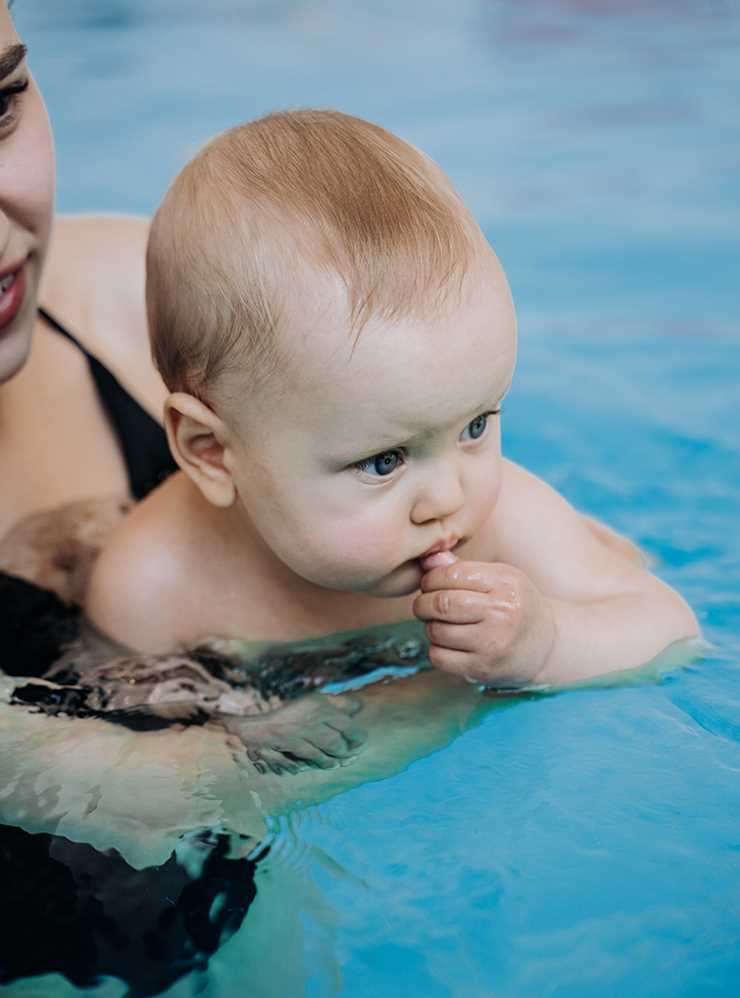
[356,450,403,477]
[464,414,489,441]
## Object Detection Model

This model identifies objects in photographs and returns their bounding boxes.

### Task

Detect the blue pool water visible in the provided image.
[10,1,740,995]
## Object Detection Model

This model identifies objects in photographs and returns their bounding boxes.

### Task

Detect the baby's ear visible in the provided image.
[164,393,236,507]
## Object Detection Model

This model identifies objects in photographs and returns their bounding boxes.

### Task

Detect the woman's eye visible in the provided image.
[355,449,403,477]
[0,80,29,129]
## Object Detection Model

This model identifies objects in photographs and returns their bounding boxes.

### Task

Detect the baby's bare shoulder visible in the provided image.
[484,459,569,538]
[488,459,651,598]
[84,475,206,652]
[468,459,560,564]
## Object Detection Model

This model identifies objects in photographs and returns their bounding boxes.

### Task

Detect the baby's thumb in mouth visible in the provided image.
[420,550,458,572]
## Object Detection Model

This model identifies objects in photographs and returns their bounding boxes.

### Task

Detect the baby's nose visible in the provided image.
[410,467,465,525]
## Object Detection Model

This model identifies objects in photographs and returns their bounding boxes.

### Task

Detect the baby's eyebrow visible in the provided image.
[0,44,27,82]
[465,375,513,418]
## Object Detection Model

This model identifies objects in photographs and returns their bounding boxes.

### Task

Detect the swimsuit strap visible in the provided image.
[37,305,83,345]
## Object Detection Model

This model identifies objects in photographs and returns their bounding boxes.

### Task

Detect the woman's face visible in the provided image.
[0,2,55,385]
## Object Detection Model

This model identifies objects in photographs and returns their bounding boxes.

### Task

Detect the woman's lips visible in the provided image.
[0,264,27,333]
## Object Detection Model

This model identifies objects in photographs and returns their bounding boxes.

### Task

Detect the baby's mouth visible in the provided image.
[420,536,460,558]
[417,537,462,573]
[419,549,458,572]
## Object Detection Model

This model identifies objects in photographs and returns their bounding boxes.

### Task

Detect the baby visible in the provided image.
[86,110,698,689]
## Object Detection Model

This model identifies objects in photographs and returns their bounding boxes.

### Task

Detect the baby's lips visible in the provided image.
[420,550,458,572]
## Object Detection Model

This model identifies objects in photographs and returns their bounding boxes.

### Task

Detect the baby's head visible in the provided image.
[147,110,516,597]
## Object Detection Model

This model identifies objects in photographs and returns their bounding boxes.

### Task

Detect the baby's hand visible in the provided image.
[413,552,556,688]
[220,692,365,775]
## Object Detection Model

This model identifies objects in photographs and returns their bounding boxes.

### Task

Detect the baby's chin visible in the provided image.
[293,558,423,599]
[364,559,424,599]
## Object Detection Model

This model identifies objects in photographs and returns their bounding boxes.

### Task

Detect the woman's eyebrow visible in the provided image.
[0,43,27,81]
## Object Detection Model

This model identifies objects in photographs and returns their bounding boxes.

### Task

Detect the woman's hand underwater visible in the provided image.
[413,551,556,688]
[220,692,366,775]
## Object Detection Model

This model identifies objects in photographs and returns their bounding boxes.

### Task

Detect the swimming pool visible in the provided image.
[7,1,740,994]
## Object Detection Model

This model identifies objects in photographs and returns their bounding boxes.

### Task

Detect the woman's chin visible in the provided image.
[0,325,33,385]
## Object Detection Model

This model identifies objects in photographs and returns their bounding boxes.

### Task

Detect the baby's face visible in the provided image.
[225,248,516,598]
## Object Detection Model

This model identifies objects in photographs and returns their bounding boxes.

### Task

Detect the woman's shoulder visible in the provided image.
[39,214,166,417]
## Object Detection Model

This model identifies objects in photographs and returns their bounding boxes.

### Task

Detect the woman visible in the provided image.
[0,9,172,524]
[0,1,178,678]
[0,7,171,548]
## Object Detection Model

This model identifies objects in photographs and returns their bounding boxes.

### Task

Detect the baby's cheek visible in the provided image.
[468,459,503,525]
[312,519,385,569]
[294,513,400,589]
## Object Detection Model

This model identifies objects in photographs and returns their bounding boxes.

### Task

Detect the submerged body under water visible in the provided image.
[0,563,724,997]
[0,600,492,996]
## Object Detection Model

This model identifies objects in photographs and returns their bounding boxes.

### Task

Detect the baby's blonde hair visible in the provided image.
[147,109,477,402]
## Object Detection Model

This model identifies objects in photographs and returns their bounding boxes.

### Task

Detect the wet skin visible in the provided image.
[0,653,509,868]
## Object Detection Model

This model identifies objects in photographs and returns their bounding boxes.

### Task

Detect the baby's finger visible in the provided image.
[424,621,482,652]
[427,643,479,679]
[421,561,505,595]
[413,589,490,624]
[419,550,458,572]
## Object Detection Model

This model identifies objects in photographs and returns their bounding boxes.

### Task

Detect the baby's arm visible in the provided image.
[414,461,698,687]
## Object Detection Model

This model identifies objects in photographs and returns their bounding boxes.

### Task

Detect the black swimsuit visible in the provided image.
[1,309,177,676]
